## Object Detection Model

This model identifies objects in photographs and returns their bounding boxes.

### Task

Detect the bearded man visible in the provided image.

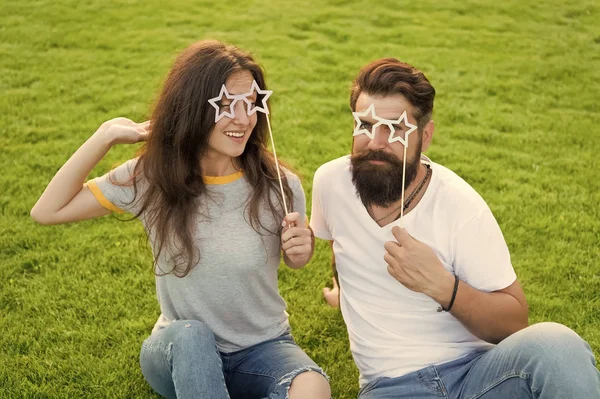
[310,58,600,398]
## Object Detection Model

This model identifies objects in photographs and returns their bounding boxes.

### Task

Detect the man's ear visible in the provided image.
[421,120,435,152]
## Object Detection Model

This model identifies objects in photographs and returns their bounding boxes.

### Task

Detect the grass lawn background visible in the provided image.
[1,0,599,397]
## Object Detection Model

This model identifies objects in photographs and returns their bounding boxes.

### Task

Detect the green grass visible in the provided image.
[1,0,599,397]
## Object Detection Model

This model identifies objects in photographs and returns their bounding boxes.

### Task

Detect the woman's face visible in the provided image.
[206,70,258,161]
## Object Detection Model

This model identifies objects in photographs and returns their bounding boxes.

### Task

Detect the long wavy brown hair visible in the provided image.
[126,40,294,277]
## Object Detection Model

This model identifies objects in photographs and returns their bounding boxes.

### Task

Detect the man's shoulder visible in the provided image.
[429,161,490,213]
[314,155,351,181]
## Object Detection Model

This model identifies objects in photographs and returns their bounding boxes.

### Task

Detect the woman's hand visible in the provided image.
[96,118,150,146]
[281,212,314,269]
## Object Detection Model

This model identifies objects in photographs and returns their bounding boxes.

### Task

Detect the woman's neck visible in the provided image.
[201,154,241,176]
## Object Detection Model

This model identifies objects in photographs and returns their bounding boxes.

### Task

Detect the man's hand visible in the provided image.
[281,212,313,269]
[322,277,340,308]
[384,226,455,306]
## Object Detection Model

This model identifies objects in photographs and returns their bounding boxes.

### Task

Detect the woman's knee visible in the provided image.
[288,370,330,399]
[154,319,218,359]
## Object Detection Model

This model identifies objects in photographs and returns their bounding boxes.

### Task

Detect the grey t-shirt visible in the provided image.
[88,158,306,352]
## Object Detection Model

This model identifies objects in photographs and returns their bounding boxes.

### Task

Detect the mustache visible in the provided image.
[351,150,402,166]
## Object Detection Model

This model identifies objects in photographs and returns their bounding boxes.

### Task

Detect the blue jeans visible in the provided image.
[139,320,327,399]
[358,323,600,398]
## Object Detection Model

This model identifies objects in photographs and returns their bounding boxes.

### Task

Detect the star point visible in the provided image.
[352,104,381,140]
[208,85,236,123]
[373,111,418,147]
[243,81,273,115]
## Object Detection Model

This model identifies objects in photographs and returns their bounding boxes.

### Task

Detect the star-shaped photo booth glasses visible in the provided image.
[208,80,272,123]
[352,104,418,147]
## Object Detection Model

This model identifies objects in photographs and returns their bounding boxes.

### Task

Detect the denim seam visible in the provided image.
[418,368,447,397]
[465,371,532,399]
[166,342,173,373]
[432,367,449,398]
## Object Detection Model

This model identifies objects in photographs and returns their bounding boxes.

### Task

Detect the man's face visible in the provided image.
[351,93,423,208]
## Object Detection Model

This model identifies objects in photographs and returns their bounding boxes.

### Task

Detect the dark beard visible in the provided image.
[350,147,421,208]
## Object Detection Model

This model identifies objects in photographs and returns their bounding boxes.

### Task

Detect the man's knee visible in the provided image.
[512,322,593,364]
[520,322,585,347]
[288,370,330,399]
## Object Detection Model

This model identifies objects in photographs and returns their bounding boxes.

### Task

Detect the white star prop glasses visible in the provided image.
[352,103,419,222]
[352,104,418,147]
[208,80,272,123]
[207,80,289,216]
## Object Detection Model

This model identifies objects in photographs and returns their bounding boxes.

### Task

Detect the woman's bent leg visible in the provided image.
[140,320,230,399]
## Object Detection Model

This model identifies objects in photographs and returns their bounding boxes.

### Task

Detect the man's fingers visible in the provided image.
[387,265,398,280]
[384,243,405,266]
[323,287,340,308]
[383,241,401,254]
[332,277,338,289]
[391,226,413,246]
[383,252,400,269]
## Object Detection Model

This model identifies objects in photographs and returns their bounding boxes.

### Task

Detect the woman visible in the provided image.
[31,40,330,399]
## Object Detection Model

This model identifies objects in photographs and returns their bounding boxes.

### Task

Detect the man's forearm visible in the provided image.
[429,276,528,344]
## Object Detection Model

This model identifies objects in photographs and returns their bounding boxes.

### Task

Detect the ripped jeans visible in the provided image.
[139,320,328,399]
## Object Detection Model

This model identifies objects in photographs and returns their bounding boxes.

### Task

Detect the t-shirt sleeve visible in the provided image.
[86,158,141,215]
[452,210,517,292]
[309,166,333,240]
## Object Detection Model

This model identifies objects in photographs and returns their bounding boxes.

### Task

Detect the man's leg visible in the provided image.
[454,322,600,398]
[139,320,229,399]
[358,351,483,399]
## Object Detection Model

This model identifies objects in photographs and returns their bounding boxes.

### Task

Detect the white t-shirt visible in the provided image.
[310,155,516,387]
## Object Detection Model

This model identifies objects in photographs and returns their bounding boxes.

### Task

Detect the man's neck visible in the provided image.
[368,162,431,227]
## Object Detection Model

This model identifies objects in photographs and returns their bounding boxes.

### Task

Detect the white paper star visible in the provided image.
[243,80,273,115]
[208,81,274,122]
[375,111,418,147]
[352,104,382,140]
[208,85,238,123]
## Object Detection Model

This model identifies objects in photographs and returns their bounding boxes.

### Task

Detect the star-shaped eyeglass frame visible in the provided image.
[352,103,418,147]
[208,80,272,123]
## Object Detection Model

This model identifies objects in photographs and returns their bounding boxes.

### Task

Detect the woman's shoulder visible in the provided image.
[106,157,145,186]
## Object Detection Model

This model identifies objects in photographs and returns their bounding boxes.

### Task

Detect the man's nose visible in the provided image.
[367,128,389,150]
